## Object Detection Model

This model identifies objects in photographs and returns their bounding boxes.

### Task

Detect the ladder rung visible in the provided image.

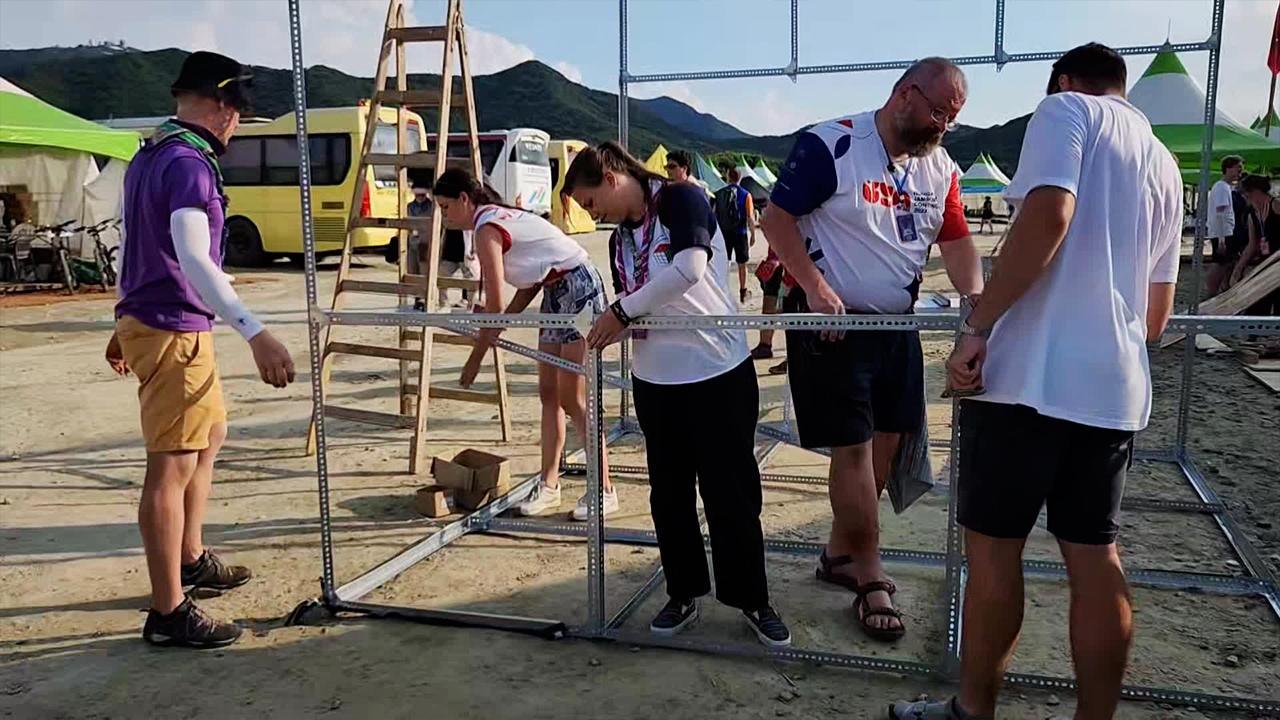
[323,405,415,429]
[351,216,433,231]
[432,332,475,347]
[387,25,449,43]
[364,152,439,169]
[374,89,466,108]
[403,385,503,405]
[339,279,425,296]
[404,273,481,291]
[327,341,419,361]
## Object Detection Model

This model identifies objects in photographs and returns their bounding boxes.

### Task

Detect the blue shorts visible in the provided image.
[539,263,607,345]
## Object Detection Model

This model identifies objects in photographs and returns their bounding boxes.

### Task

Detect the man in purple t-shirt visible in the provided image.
[104,51,294,649]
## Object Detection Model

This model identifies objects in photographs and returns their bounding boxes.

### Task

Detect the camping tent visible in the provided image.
[644,144,669,178]
[753,160,778,187]
[960,152,1011,215]
[0,77,139,256]
[1250,107,1280,142]
[693,154,726,192]
[732,156,767,187]
[1128,47,1280,179]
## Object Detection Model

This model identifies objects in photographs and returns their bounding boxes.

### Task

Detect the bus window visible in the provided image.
[223,138,264,185]
[549,158,560,187]
[509,137,548,166]
[445,138,503,175]
[372,122,422,182]
[225,135,351,186]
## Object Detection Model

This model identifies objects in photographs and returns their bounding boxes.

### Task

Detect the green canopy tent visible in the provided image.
[1128,47,1280,181]
[1251,107,1280,142]
[0,77,139,255]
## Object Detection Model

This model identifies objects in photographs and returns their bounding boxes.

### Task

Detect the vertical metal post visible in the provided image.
[619,338,631,423]
[585,347,607,634]
[618,0,629,150]
[1176,0,1224,454]
[994,0,1008,70]
[785,0,798,79]
[288,0,337,603]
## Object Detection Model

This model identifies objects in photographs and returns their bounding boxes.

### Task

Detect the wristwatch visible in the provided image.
[959,319,991,338]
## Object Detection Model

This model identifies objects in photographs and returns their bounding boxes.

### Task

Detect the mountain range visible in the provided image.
[0,45,1028,175]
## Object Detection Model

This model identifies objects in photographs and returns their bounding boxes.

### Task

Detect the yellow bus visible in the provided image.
[218,104,427,266]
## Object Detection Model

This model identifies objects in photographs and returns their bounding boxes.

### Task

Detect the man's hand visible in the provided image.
[802,277,846,341]
[587,307,628,350]
[945,334,987,396]
[105,331,129,376]
[248,330,295,388]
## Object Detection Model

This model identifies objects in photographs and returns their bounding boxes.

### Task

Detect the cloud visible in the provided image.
[554,61,584,85]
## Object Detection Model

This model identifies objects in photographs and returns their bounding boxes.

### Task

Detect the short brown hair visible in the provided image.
[1221,155,1244,173]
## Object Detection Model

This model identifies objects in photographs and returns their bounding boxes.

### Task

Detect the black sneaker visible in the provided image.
[181,550,252,591]
[649,597,698,636]
[743,605,791,648]
[142,597,243,649]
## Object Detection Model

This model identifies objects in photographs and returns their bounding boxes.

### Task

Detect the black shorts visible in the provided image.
[759,266,784,296]
[957,400,1134,545]
[727,234,749,264]
[782,287,923,448]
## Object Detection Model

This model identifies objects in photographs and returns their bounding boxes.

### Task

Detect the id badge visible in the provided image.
[895,210,918,244]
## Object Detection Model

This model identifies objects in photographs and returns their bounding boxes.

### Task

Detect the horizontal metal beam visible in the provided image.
[334,599,566,639]
[319,307,1280,336]
[622,42,1213,85]
[482,518,1272,595]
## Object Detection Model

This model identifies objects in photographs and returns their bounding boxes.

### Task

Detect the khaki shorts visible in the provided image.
[117,315,226,453]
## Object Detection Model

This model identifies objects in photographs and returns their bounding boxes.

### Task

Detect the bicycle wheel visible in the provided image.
[57,246,78,294]
[105,246,118,286]
[94,244,111,291]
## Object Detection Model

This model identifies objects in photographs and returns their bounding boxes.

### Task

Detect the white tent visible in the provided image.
[732,156,768,187]
[753,160,778,187]
[693,154,726,192]
[0,77,136,257]
[960,153,1010,216]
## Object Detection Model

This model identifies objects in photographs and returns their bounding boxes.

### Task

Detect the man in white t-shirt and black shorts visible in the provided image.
[1206,155,1243,296]
[762,57,984,642]
[890,43,1183,720]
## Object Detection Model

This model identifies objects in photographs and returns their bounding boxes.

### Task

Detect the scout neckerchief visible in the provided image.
[612,180,666,339]
[149,120,229,254]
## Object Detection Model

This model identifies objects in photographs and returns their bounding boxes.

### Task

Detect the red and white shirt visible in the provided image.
[473,204,589,288]
[770,111,969,313]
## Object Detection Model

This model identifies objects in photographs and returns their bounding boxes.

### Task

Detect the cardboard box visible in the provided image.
[431,449,511,494]
[414,485,453,518]
[454,486,501,511]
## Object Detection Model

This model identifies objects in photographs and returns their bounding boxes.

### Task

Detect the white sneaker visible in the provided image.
[571,488,619,521]
[517,483,562,516]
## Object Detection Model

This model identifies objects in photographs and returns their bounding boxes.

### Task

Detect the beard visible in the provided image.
[892,108,945,157]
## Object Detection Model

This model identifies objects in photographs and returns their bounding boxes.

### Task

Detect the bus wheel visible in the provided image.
[225,217,267,267]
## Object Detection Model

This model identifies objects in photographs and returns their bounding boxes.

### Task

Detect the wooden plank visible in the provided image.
[339,279,425,296]
[433,333,475,347]
[1243,368,1280,394]
[387,25,448,42]
[327,342,419,361]
[404,273,479,292]
[351,216,433,231]
[1162,253,1280,347]
[1195,334,1232,353]
[1250,358,1280,370]
[323,405,416,429]
[402,384,502,405]
[373,89,466,108]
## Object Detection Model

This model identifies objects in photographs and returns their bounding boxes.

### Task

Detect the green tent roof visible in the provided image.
[1253,107,1280,130]
[1141,50,1189,79]
[0,82,139,161]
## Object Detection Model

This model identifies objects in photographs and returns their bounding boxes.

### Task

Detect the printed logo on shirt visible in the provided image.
[652,242,671,265]
[862,181,912,210]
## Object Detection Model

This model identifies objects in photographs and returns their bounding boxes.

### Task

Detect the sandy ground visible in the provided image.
[1,226,1277,720]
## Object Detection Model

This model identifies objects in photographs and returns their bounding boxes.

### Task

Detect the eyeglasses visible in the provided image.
[910,84,959,130]
[664,163,680,170]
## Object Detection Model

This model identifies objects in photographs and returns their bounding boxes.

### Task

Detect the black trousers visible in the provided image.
[631,358,769,610]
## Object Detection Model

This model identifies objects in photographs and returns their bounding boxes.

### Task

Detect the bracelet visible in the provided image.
[609,299,633,326]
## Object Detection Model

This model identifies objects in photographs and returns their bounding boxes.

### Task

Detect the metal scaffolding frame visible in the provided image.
[287,0,1280,713]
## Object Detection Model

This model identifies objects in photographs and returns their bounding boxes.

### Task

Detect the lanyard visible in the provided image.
[887,159,913,198]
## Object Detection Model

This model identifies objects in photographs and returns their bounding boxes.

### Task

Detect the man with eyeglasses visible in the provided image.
[665,150,709,195]
[761,57,983,642]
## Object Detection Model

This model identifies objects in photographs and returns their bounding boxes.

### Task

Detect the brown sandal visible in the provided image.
[853,580,906,642]
[815,550,861,591]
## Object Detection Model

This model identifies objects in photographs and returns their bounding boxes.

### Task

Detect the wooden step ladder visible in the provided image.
[306,0,512,473]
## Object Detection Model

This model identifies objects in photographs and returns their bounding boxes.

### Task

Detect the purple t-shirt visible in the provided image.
[115,122,226,332]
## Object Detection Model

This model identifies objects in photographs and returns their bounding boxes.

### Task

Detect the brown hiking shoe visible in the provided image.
[750,344,774,360]
[142,597,243,649]
[768,359,788,375]
[181,550,252,591]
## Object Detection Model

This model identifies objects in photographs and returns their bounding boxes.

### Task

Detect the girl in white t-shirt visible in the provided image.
[432,169,615,520]
[563,142,790,648]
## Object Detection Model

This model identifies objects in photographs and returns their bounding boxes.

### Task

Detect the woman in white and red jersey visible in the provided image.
[432,168,616,521]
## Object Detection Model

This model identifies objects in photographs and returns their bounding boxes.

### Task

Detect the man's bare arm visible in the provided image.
[967,186,1075,331]
[1147,282,1176,342]
[936,235,985,297]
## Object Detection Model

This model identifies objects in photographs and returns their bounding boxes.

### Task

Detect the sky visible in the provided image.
[0,0,1277,137]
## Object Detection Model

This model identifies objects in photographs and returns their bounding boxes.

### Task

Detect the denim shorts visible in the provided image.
[539,263,607,344]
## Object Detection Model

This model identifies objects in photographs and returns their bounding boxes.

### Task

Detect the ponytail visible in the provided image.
[432,167,511,209]
[562,140,666,203]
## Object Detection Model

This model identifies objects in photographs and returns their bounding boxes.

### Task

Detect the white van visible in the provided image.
[427,128,553,216]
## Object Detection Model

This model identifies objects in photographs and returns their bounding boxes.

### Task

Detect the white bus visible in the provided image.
[427,128,552,216]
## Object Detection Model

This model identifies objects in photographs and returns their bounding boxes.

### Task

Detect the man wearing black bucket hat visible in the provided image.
[105,51,295,649]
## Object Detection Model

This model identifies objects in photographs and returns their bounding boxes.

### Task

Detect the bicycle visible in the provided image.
[29,220,80,294]
[76,218,120,290]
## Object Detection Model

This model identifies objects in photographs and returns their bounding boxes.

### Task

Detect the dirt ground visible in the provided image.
[1,227,1276,720]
